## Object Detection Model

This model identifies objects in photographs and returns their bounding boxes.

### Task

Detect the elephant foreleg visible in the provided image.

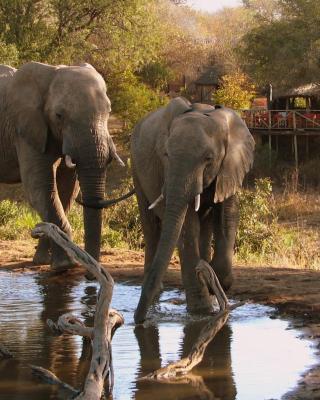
[133,174,161,279]
[34,162,79,265]
[16,142,73,268]
[178,208,213,314]
[211,195,239,290]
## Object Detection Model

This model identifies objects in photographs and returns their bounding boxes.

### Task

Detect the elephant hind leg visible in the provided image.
[178,208,213,314]
[211,195,239,291]
[199,208,213,262]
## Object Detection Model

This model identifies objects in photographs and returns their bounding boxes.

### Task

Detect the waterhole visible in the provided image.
[0,271,317,400]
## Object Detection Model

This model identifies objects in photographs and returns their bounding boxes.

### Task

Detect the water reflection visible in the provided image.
[0,272,317,400]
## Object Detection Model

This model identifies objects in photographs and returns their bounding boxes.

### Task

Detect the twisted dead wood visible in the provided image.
[141,260,245,381]
[0,343,13,359]
[31,222,122,400]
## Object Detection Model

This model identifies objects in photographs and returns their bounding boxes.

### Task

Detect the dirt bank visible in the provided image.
[1,239,320,399]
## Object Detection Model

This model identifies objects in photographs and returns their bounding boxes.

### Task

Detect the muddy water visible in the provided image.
[0,271,317,400]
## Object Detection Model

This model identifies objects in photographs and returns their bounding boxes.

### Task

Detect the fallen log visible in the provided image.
[140,260,245,381]
[31,222,123,400]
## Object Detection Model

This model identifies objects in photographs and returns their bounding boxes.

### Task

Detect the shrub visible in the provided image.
[236,178,278,261]
[213,72,256,109]
[111,73,168,129]
[0,200,39,240]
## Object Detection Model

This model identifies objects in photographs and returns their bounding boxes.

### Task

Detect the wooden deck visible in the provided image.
[240,109,320,135]
[240,110,320,167]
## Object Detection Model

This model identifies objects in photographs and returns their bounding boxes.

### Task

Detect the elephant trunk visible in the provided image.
[76,137,107,261]
[134,184,188,324]
[78,167,106,261]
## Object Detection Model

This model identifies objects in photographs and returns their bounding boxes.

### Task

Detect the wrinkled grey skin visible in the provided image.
[0,62,122,268]
[130,97,255,323]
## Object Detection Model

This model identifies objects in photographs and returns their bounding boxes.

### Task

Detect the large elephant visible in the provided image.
[0,61,127,268]
[86,97,255,323]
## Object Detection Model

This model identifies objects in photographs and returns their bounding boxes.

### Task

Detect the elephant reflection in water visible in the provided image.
[134,321,236,400]
[37,272,97,391]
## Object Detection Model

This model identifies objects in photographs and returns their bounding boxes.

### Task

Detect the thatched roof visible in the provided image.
[195,66,220,86]
[273,83,320,98]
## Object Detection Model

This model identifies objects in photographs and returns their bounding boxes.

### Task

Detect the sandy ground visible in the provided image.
[1,239,320,399]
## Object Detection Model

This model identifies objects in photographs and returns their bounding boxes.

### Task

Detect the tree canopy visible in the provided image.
[0,0,318,115]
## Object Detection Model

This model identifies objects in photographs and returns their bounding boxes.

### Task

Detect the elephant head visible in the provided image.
[8,62,123,260]
[134,102,254,323]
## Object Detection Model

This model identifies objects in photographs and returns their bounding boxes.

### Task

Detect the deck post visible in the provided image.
[268,110,271,129]
[294,134,298,169]
[268,134,272,168]
[306,134,309,160]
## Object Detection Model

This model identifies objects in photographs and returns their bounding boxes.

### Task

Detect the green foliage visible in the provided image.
[139,61,174,90]
[66,179,143,249]
[0,41,19,66]
[0,200,39,240]
[236,178,278,260]
[213,72,256,109]
[103,181,143,249]
[111,73,168,129]
[239,0,320,88]
[0,200,19,225]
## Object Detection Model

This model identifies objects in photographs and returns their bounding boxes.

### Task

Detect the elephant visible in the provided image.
[0,61,130,268]
[85,97,255,323]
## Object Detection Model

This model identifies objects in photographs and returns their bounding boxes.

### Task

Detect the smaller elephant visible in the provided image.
[89,98,255,323]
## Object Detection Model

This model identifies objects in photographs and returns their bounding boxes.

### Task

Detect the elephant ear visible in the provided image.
[214,110,255,203]
[164,97,192,130]
[8,62,57,153]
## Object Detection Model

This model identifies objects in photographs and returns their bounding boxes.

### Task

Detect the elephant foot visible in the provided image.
[51,252,75,272]
[185,288,214,316]
[33,248,51,266]
[213,269,233,292]
[211,260,233,291]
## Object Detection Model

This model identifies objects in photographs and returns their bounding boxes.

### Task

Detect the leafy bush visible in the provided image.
[236,178,278,261]
[67,179,143,249]
[103,180,143,249]
[0,200,39,240]
[111,73,168,129]
[213,72,256,109]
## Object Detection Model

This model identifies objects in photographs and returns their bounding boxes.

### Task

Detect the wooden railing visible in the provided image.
[240,110,320,130]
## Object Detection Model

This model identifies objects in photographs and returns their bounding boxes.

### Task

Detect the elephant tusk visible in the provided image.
[65,155,76,168]
[114,153,125,167]
[195,194,201,212]
[148,193,164,210]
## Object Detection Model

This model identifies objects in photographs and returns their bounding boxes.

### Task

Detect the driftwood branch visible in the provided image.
[47,309,124,341]
[31,222,123,400]
[141,260,245,381]
[30,365,79,396]
[0,343,13,359]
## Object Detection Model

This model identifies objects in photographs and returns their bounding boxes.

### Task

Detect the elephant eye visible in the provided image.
[164,152,169,157]
[56,112,63,120]
[205,155,214,162]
